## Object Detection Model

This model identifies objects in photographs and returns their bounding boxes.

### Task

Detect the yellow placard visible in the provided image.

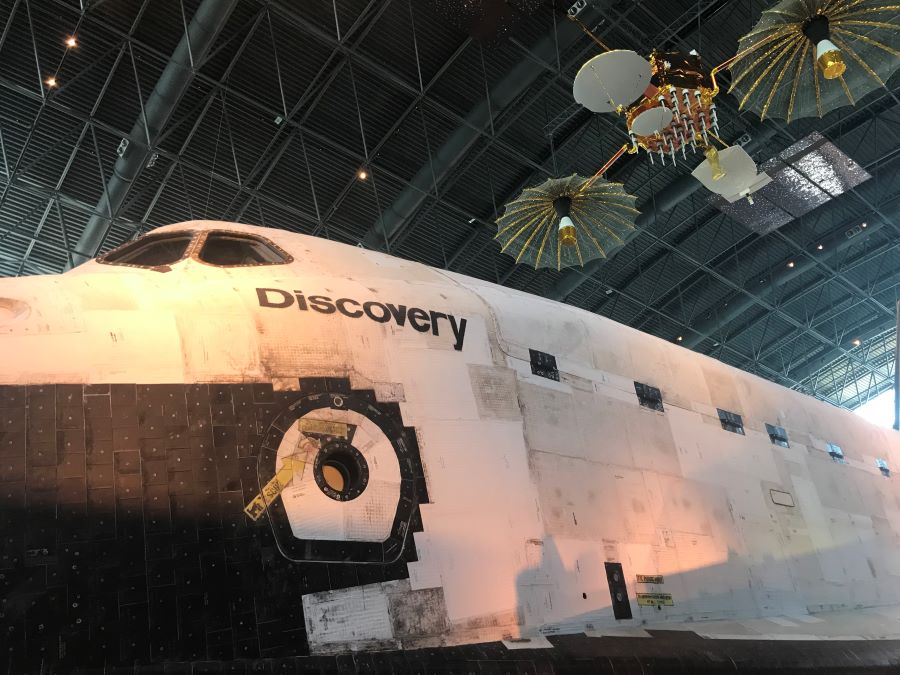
[243,435,320,521]
[636,592,673,606]
[244,456,305,521]
[636,574,664,584]
[298,418,349,438]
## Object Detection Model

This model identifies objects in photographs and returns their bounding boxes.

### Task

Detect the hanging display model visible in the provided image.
[728,0,899,121]
[495,0,897,270]
[494,173,638,271]
[573,48,720,165]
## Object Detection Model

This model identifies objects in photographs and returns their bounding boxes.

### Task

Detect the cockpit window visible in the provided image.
[197,232,290,267]
[99,232,194,269]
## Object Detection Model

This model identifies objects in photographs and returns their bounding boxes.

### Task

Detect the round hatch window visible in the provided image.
[313,439,369,501]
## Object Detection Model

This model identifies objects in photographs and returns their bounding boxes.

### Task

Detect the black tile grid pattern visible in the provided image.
[5,381,900,672]
[0,379,424,671]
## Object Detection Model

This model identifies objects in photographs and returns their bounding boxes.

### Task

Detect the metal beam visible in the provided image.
[359,3,609,251]
[69,0,238,265]
[893,302,899,428]
[617,96,900,341]
[789,313,897,391]
[682,198,900,351]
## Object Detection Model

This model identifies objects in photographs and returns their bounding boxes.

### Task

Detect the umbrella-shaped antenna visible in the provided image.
[727,0,900,121]
[495,173,638,271]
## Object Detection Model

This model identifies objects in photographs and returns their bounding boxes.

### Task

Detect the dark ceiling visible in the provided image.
[0,0,898,411]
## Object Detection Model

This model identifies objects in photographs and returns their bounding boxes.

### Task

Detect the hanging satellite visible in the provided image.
[494,172,638,271]
[728,0,900,121]
[562,3,767,248]
[691,143,772,204]
[573,46,720,166]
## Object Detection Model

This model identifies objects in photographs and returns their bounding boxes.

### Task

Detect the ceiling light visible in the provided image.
[852,338,861,347]
[676,336,683,342]
[787,261,795,268]
[65,36,77,48]
[816,243,823,250]
[45,76,57,88]
[861,221,867,228]
[357,169,368,180]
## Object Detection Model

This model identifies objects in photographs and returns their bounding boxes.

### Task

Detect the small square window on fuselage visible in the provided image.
[827,442,845,463]
[876,458,891,477]
[528,349,559,381]
[766,423,789,448]
[717,408,744,435]
[634,382,664,412]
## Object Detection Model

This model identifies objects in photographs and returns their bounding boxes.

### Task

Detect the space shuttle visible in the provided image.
[2,220,900,671]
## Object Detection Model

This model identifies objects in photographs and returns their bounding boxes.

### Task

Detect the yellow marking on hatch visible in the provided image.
[244,435,319,521]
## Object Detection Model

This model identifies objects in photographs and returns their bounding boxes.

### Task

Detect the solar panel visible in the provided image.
[708,132,870,235]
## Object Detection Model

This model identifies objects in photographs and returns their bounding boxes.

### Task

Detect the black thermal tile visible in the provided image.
[86,437,114,466]
[57,429,86,453]
[27,416,55,444]
[0,454,26,482]
[56,405,84,430]
[0,430,26,455]
[86,416,113,442]
[84,394,112,419]
[58,451,86,479]
[110,405,139,429]
[87,463,114,489]
[164,425,191,449]
[0,386,26,407]
[163,404,189,426]
[114,449,141,474]
[26,442,56,467]
[0,408,25,433]
[112,426,140,450]
[142,459,168,485]
[148,559,175,588]
[140,437,167,460]
[138,415,166,439]
[110,385,137,407]
[58,477,87,504]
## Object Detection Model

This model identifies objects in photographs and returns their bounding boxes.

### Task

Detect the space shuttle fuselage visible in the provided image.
[2,220,900,671]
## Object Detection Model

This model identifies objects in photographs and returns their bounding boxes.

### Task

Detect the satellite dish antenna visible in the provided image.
[573,50,652,113]
[629,106,674,137]
[691,145,771,203]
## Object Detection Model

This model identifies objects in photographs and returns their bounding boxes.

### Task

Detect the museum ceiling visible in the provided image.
[0,0,898,410]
